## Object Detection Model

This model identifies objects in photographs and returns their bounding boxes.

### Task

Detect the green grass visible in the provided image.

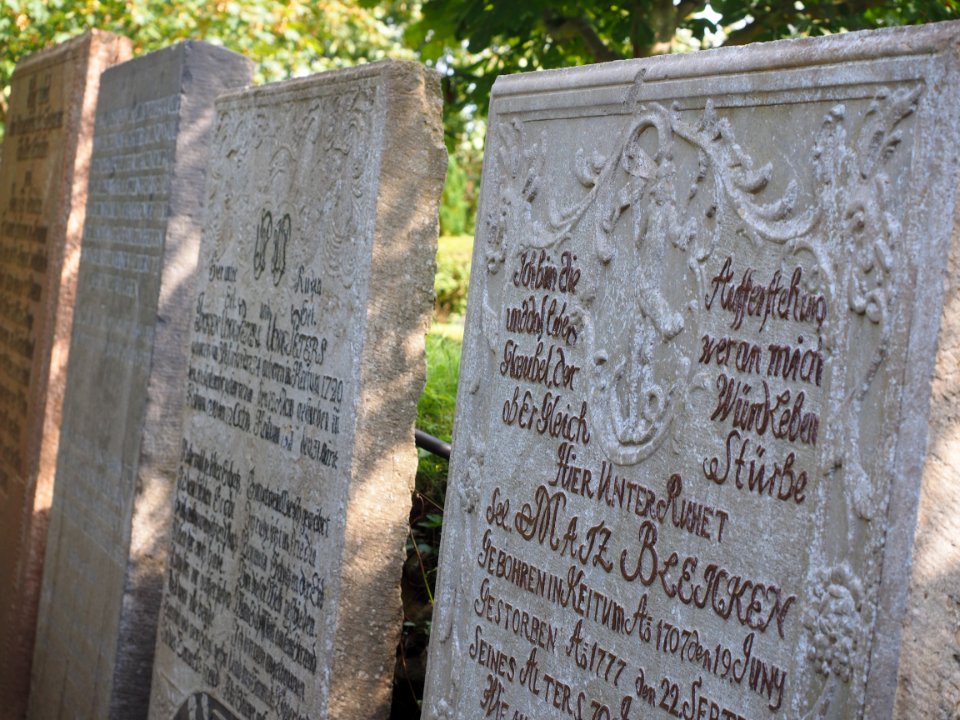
[438,233,474,260]
[415,331,461,502]
[433,234,473,323]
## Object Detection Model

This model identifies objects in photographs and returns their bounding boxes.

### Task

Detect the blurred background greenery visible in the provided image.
[2,1,958,716]
[5,0,959,232]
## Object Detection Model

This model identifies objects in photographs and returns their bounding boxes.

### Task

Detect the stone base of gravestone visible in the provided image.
[147,61,446,720]
[423,21,960,720]
[0,30,131,719]
[27,42,251,720]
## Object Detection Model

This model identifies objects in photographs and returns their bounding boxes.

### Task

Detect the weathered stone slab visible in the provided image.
[423,22,960,720]
[25,42,251,720]
[0,30,131,719]
[147,61,445,720]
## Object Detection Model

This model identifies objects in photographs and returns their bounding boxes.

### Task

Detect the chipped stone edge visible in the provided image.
[323,61,446,720]
[885,35,960,718]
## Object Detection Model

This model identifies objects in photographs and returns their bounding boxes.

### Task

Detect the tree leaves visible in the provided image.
[414,0,959,123]
[3,0,958,154]
[0,0,417,141]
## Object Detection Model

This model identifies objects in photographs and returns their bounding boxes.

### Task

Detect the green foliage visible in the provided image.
[416,330,461,443]
[411,328,461,531]
[10,1,950,235]
[439,154,470,236]
[415,331,461,494]
[433,234,473,322]
[0,0,417,142]
[408,0,960,123]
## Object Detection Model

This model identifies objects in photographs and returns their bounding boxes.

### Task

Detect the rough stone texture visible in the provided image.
[147,61,445,720]
[423,21,960,720]
[892,157,960,717]
[25,43,252,720]
[0,31,131,720]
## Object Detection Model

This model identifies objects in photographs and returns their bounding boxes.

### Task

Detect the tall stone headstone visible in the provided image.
[147,61,446,720]
[423,22,960,720]
[26,43,252,720]
[0,30,131,719]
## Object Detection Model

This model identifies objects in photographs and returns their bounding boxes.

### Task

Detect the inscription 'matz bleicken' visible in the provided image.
[440,148,835,717]
[424,28,957,719]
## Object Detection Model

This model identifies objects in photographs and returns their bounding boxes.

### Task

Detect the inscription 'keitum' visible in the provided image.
[426,54,925,720]
[467,244,805,720]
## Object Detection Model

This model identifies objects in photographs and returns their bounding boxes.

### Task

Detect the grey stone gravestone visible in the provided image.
[0,30,131,719]
[146,61,446,720]
[423,21,960,720]
[28,42,251,720]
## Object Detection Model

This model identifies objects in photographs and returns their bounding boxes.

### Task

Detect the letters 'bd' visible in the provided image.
[147,62,445,720]
[423,21,960,720]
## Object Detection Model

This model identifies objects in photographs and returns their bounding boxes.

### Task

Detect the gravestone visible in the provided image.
[0,30,131,718]
[147,61,446,720]
[26,42,252,720]
[423,21,960,720]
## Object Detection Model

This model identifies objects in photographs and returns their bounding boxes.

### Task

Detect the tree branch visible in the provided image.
[543,10,623,63]
[632,0,692,57]
[676,0,705,18]
[723,16,780,45]
[721,1,798,46]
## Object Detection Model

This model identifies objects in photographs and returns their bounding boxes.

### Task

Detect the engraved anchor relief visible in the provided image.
[483,100,826,465]
[459,81,919,720]
[574,110,701,464]
[543,99,822,465]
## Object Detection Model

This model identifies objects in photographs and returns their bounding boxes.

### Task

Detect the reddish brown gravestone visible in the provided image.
[0,30,131,719]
